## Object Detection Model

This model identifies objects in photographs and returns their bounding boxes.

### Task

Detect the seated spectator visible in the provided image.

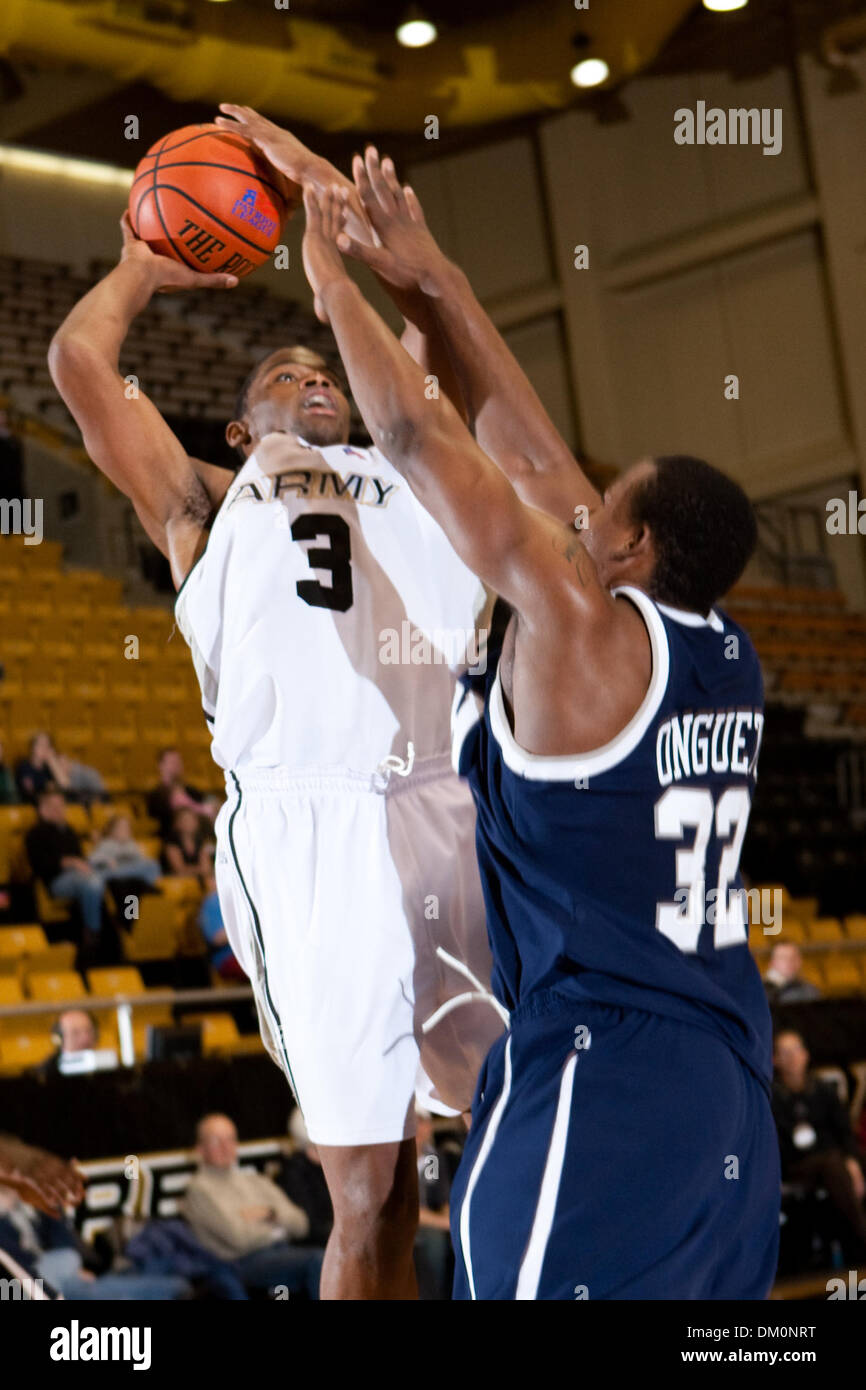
[89,814,161,889]
[198,857,244,981]
[147,748,215,839]
[0,738,18,804]
[772,1030,866,1263]
[274,1109,333,1250]
[26,789,134,943]
[26,789,106,940]
[182,1113,322,1299]
[764,941,821,1005]
[16,731,67,803]
[33,1009,117,1079]
[414,1107,454,1301]
[15,731,106,808]
[162,807,213,879]
[0,1187,191,1300]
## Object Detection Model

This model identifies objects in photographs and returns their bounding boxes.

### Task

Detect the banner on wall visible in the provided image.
[75,1139,283,1242]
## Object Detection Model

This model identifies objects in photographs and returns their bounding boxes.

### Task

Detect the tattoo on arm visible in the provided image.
[553,532,593,586]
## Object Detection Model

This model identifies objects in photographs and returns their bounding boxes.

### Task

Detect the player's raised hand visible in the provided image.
[215,103,311,192]
[302,185,350,324]
[339,147,446,296]
[119,212,238,295]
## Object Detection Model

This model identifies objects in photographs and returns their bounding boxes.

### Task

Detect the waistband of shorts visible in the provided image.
[226,751,455,797]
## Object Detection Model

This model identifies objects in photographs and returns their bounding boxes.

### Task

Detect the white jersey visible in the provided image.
[176,433,490,775]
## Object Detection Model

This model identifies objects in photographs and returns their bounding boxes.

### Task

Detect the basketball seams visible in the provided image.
[130,160,287,210]
[149,133,203,273]
[148,183,277,258]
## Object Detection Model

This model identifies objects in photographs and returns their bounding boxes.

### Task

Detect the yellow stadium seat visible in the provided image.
[844,916,866,941]
[20,944,77,976]
[0,806,37,835]
[87,966,145,997]
[61,803,90,836]
[26,969,86,1004]
[798,958,824,990]
[787,897,819,923]
[33,880,73,926]
[0,1033,56,1072]
[807,918,844,944]
[121,896,182,962]
[822,955,863,996]
[0,924,48,957]
[180,1011,240,1054]
[0,976,25,1009]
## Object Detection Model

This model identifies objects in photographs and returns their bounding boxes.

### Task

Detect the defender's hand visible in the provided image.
[302,186,350,324]
[215,103,312,192]
[119,213,238,295]
[339,147,446,297]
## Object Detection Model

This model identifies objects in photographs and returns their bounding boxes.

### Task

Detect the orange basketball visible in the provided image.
[129,124,299,279]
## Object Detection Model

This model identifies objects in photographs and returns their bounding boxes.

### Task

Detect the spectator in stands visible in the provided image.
[763,941,821,1005]
[88,814,161,889]
[147,748,215,838]
[182,1113,323,1299]
[198,853,244,981]
[162,807,213,880]
[0,1187,191,1300]
[413,1107,453,1300]
[16,731,66,803]
[274,1109,333,1251]
[772,1030,866,1262]
[26,789,106,939]
[0,738,18,804]
[15,731,106,807]
[33,1009,112,1079]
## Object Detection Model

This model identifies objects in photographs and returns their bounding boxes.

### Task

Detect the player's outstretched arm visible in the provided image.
[48,216,235,588]
[338,148,599,522]
[213,105,466,416]
[304,187,609,625]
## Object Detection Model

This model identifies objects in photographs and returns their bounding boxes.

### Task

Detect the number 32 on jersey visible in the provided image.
[654,786,751,953]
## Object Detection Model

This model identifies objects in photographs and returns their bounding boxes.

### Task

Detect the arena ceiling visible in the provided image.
[0,0,863,167]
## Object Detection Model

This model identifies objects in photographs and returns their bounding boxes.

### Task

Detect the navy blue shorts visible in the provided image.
[450,988,780,1300]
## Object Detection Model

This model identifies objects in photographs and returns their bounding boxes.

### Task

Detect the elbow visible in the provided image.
[47,331,98,385]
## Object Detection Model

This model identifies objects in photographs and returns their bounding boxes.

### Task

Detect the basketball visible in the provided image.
[128,124,299,279]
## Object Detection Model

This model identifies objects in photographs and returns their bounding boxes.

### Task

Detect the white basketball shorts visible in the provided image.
[214,755,505,1147]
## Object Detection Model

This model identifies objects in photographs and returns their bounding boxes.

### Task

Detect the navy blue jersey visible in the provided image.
[453,584,773,1088]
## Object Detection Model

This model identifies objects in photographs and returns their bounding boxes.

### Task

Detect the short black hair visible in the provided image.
[630,455,757,614]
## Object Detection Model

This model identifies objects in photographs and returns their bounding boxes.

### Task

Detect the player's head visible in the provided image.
[226,346,351,460]
[582,455,757,615]
[196,1112,238,1169]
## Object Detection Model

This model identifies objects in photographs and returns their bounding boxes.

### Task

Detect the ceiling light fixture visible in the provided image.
[396,8,438,49]
[702,0,748,13]
[570,58,610,89]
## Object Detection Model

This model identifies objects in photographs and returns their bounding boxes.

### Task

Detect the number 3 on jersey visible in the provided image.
[654,786,751,953]
[291,514,354,613]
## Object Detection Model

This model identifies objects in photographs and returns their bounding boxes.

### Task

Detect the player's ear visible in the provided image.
[611,520,652,570]
[225,418,249,452]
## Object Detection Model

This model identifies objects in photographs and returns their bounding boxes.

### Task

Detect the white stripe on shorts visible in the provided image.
[458,1034,513,1301]
[514,1050,578,1300]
